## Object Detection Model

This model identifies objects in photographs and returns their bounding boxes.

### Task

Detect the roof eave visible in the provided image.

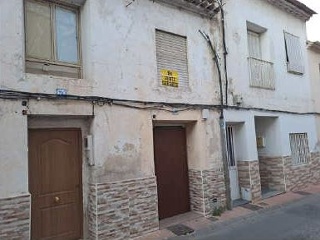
[151,0,219,18]
[264,0,316,21]
[308,41,320,53]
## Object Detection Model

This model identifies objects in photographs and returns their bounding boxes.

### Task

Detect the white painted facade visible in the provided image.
[224,0,313,113]
[0,0,226,238]
[223,0,318,201]
[0,0,224,196]
[224,0,317,158]
[0,0,319,238]
[308,42,320,142]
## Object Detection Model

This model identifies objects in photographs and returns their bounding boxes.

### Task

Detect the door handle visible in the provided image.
[54,196,60,203]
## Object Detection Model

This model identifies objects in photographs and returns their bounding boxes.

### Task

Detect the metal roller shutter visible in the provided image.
[155,30,189,89]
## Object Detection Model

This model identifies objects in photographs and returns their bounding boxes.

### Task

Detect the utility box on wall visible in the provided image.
[241,187,252,201]
[256,136,266,148]
[84,135,94,166]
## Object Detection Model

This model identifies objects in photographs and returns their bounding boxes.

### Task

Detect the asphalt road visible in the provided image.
[170,193,320,240]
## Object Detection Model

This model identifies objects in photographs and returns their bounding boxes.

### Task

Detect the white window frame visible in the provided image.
[25,0,81,78]
[284,32,304,75]
[289,133,310,165]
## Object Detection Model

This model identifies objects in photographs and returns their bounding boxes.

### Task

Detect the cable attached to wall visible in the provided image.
[1,89,319,116]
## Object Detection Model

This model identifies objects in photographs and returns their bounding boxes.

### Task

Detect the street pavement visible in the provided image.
[169,193,320,240]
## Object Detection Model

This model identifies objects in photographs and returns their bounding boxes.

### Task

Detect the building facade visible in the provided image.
[224,0,318,203]
[0,0,226,239]
[0,0,319,239]
[308,41,320,142]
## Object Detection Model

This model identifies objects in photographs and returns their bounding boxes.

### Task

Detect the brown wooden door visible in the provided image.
[29,129,83,240]
[153,127,190,220]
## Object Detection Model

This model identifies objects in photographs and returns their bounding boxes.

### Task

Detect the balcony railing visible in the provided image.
[248,57,275,90]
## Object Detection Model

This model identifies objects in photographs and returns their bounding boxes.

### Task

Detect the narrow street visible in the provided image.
[170,193,320,240]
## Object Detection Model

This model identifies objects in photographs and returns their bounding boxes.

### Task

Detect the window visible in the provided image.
[247,31,261,59]
[155,30,189,89]
[247,27,274,90]
[25,0,81,78]
[284,32,304,74]
[289,133,310,165]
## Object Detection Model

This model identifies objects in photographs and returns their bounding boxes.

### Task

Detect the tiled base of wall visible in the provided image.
[0,194,30,239]
[189,169,226,216]
[259,156,285,191]
[88,177,158,240]
[284,152,320,191]
[238,160,261,202]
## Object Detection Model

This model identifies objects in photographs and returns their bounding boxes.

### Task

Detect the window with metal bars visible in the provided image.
[289,133,310,165]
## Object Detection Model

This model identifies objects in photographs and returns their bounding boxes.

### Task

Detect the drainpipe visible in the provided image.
[199,30,232,210]
[219,113,232,210]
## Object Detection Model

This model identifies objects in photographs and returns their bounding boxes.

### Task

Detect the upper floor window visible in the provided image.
[25,0,81,78]
[247,31,262,59]
[284,32,304,75]
[246,22,274,90]
[155,30,189,90]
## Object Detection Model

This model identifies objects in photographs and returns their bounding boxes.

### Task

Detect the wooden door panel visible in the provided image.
[40,204,78,238]
[36,191,79,208]
[29,129,82,240]
[39,139,77,194]
[153,127,190,220]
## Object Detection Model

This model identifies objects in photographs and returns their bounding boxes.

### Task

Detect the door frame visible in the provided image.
[226,125,241,200]
[28,128,84,239]
[153,125,190,219]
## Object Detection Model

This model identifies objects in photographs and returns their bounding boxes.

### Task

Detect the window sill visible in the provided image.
[26,59,81,79]
[287,63,304,75]
[291,162,309,167]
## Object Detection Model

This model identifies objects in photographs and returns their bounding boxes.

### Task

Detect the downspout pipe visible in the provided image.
[199,30,232,210]
[220,2,229,106]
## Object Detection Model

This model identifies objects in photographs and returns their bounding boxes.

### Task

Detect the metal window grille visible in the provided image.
[289,133,310,165]
[226,126,236,167]
[155,30,189,89]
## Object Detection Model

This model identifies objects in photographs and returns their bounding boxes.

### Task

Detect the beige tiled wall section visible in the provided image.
[189,169,226,216]
[0,194,30,239]
[238,160,262,202]
[88,177,158,240]
[284,152,320,191]
[259,156,285,191]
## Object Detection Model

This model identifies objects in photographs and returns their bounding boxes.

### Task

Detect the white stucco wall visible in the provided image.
[0,100,28,198]
[0,0,225,197]
[279,114,318,155]
[307,48,320,142]
[224,110,258,161]
[224,0,313,113]
[308,48,320,112]
[224,109,317,159]
[1,0,222,105]
[255,116,282,157]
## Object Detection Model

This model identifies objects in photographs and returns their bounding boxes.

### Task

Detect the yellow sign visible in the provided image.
[161,69,179,87]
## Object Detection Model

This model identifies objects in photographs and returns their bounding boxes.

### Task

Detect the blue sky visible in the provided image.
[299,0,320,41]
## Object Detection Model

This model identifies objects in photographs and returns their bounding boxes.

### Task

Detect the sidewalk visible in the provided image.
[135,184,320,240]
